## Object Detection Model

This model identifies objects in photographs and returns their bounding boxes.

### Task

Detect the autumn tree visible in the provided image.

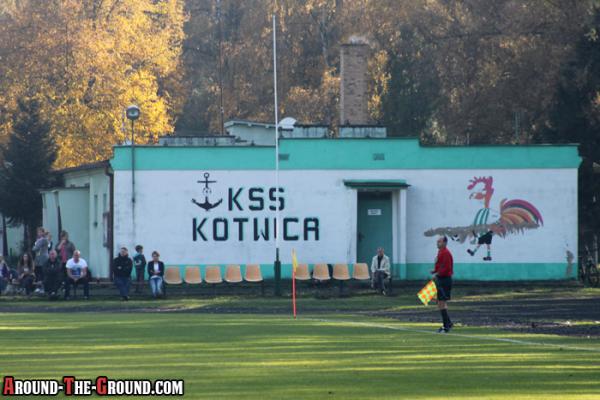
[0,0,186,168]
[536,9,600,247]
[379,27,440,137]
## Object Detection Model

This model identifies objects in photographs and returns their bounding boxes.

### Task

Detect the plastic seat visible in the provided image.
[204,266,223,284]
[184,266,202,284]
[294,264,311,280]
[225,265,243,283]
[164,266,182,285]
[244,264,263,282]
[312,264,330,281]
[244,264,265,296]
[352,263,371,281]
[333,264,350,281]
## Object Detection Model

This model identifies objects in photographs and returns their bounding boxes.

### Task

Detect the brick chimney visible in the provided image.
[340,38,369,125]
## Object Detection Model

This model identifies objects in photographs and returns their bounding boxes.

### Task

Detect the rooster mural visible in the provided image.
[424,176,543,261]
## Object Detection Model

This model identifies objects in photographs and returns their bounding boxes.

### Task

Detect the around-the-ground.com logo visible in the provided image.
[2,376,184,396]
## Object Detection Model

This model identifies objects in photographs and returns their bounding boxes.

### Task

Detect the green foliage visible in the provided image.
[380,28,440,137]
[537,9,600,243]
[0,98,57,239]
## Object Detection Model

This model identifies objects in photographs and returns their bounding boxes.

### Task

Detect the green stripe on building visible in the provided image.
[111,139,581,171]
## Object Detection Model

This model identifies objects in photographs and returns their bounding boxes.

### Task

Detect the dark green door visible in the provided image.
[357,192,393,264]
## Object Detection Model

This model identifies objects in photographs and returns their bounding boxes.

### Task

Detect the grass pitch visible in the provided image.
[2,311,600,399]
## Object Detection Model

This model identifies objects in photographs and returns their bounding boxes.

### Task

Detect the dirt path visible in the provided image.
[1,296,598,337]
[370,297,600,337]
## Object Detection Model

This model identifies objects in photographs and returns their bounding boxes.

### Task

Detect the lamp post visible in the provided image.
[126,105,140,247]
[126,105,140,204]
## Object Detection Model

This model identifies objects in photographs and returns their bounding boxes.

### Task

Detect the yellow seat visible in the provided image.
[204,266,223,284]
[225,265,243,283]
[244,264,263,282]
[352,263,371,281]
[312,263,330,281]
[164,266,182,285]
[333,264,350,281]
[294,264,311,280]
[184,266,202,284]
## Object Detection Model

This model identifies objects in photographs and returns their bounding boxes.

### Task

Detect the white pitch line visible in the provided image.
[303,317,600,353]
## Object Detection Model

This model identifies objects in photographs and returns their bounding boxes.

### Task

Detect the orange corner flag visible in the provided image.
[417,280,437,306]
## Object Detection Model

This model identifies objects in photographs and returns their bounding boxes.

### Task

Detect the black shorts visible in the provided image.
[477,231,493,245]
[435,276,452,301]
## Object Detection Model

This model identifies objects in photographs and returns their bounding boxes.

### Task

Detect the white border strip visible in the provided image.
[305,317,600,353]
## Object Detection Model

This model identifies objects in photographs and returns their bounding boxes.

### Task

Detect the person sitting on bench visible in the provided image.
[147,251,165,299]
[43,250,64,299]
[64,250,90,300]
[371,247,390,295]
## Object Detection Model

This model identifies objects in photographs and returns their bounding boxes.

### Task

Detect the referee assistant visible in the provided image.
[431,236,454,333]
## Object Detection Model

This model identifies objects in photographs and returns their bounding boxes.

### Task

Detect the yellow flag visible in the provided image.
[292,249,298,272]
[417,280,437,306]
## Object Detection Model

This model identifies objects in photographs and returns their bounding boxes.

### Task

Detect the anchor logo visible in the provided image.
[191,172,223,211]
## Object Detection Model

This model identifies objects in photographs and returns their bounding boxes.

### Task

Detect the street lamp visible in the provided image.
[126,105,140,204]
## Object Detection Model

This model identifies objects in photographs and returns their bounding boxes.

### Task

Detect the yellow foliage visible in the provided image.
[0,0,186,168]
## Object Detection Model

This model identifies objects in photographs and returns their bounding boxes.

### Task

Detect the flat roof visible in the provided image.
[344,179,410,189]
[53,160,109,174]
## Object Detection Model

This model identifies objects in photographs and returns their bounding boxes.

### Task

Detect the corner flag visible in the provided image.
[292,249,298,272]
[417,280,437,306]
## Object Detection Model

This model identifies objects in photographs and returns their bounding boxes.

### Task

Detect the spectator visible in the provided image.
[44,250,63,299]
[146,251,165,299]
[370,247,391,295]
[17,253,35,295]
[133,245,146,294]
[56,230,76,274]
[32,227,49,292]
[113,247,133,301]
[47,233,53,252]
[0,256,10,294]
[65,250,90,300]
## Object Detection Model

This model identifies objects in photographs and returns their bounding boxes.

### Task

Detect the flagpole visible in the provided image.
[292,249,298,319]
[292,267,297,318]
[273,13,281,296]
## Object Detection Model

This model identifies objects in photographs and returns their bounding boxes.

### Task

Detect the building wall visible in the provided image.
[42,168,112,278]
[112,140,579,281]
[0,213,24,261]
[73,170,111,278]
[225,123,274,146]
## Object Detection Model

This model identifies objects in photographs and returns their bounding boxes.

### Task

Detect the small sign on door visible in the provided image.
[367,209,382,216]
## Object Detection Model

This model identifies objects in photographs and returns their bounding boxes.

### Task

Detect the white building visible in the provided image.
[41,161,112,278]
[108,130,580,281]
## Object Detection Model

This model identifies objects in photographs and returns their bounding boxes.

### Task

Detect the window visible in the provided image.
[103,193,108,212]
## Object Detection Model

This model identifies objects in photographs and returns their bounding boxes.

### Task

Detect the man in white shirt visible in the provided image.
[370,247,391,295]
[65,250,90,299]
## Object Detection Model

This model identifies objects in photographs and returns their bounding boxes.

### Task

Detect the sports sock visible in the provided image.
[444,309,452,327]
[487,249,491,258]
[440,309,450,329]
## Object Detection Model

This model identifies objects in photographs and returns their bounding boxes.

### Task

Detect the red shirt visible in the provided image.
[434,247,453,277]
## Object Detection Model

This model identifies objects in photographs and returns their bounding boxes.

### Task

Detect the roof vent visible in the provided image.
[280,117,297,130]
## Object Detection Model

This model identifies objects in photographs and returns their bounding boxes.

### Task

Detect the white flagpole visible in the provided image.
[273,13,281,296]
